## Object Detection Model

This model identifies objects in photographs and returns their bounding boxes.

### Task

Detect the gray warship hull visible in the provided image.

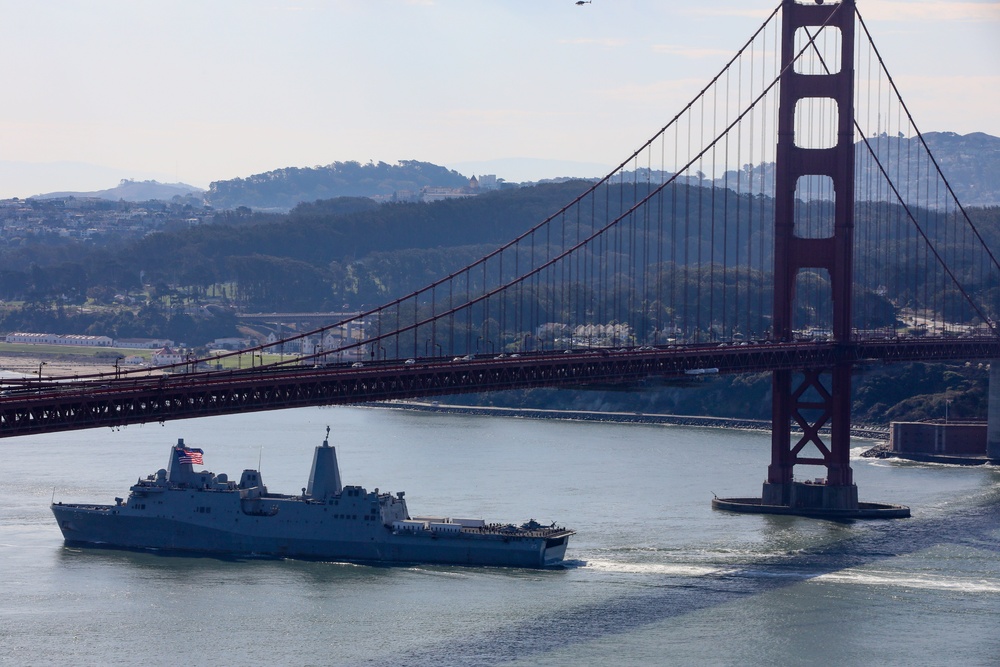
[51,508,570,567]
[51,437,572,569]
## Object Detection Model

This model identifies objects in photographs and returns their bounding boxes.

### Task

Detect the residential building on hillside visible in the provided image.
[476,174,499,190]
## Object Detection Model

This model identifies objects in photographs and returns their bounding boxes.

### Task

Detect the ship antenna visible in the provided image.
[324,425,330,446]
[258,445,263,472]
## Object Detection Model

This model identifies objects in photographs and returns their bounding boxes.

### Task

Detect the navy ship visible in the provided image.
[51,429,573,568]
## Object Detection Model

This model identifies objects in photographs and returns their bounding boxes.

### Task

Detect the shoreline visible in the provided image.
[0,352,119,378]
[373,400,890,440]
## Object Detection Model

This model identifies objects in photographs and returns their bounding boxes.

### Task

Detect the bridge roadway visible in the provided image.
[1,337,998,439]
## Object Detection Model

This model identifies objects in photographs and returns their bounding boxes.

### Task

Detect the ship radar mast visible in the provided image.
[308,425,342,498]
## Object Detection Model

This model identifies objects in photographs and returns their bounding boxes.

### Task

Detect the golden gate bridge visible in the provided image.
[5,0,999,516]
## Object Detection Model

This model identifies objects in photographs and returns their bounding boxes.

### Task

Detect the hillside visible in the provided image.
[205,132,1000,211]
[0,179,994,426]
[35,179,204,202]
[206,160,472,211]
[917,132,1000,206]
[26,131,999,211]
[5,180,999,315]
[697,131,1000,207]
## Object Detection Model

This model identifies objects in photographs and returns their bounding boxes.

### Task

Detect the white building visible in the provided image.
[151,347,185,366]
[477,174,499,190]
[209,337,253,351]
[115,337,175,349]
[5,332,113,347]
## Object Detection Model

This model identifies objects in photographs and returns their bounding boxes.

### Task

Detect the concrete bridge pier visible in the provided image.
[761,480,858,512]
[987,362,1000,462]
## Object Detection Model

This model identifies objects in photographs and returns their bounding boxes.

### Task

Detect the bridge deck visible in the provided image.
[2,338,997,439]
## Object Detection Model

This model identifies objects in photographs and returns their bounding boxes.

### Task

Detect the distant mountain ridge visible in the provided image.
[914,132,1000,207]
[446,157,613,183]
[206,160,471,211]
[35,179,204,202]
[691,131,1000,207]
[201,132,1000,210]
[24,132,1000,210]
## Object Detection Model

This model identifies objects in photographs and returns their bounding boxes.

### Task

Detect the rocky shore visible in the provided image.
[377,400,890,440]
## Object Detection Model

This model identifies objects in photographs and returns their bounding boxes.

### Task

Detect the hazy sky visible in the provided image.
[0,0,996,197]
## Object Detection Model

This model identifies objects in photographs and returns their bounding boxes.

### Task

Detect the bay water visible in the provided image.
[1,406,998,666]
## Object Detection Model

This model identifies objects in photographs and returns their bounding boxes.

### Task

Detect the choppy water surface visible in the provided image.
[2,407,998,666]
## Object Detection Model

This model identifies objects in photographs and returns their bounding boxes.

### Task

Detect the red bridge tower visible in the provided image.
[716,0,908,518]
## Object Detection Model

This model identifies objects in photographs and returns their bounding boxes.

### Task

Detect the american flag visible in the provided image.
[177,447,204,466]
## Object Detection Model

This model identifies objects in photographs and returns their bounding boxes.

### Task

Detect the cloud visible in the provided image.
[558,37,627,49]
[894,73,1000,101]
[861,1,1000,22]
[682,1,999,22]
[888,74,1000,133]
[679,8,774,19]
[443,108,573,127]
[652,44,746,59]
[596,78,709,104]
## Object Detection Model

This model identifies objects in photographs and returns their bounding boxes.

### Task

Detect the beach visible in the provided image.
[0,352,121,378]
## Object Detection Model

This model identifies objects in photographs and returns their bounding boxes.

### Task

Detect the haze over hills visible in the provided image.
[199,132,1000,211]
[0,160,180,200]
[18,131,1000,210]
[205,160,471,211]
[445,157,614,183]
[721,132,1000,208]
[34,179,204,203]
[912,132,1000,207]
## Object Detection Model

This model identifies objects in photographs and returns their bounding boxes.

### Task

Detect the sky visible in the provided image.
[0,0,996,198]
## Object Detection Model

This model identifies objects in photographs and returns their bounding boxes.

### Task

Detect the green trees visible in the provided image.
[0,179,997,349]
[226,255,331,311]
[206,160,470,210]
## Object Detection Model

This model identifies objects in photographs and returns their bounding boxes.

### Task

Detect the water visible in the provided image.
[2,407,999,666]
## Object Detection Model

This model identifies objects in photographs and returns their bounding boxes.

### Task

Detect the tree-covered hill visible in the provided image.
[2,181,998,321]
[206,160,472,211]
[710,132,1000,207]
[0,180,599,311]
[36,179,204,203]
[204,133,1000,212]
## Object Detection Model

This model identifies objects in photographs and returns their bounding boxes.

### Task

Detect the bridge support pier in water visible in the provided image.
[712,365,909,519]
[713,0,907,519]
[987,362,1000,462]
[761,365,857,511]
